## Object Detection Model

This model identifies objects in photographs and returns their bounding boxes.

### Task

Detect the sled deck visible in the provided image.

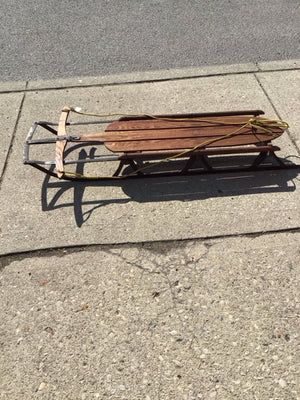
[23,107,298,181]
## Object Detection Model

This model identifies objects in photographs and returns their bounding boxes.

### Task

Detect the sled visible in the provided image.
[24,106,296,181]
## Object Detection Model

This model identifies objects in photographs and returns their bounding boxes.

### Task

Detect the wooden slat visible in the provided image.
[80,125,283,143]
[106,115,266,131]
[55,108,69,177]
[105,133,278,152]
[81,126,252,141]
[72,113,284,153]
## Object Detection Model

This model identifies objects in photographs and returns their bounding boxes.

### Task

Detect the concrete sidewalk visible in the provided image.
[1,60,300,254]
[0,61,299,399]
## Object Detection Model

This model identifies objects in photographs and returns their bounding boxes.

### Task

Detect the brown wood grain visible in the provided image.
[105,132,279,152]
[55,111,284,160]
[106,115,266,131]
[101,115,283,152]
[80,126,256,142]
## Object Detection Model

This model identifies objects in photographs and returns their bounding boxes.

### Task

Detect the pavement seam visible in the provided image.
[0,66,299,95]
[0,87,27,185]
[1,227,300,266]
[254,73,300,155]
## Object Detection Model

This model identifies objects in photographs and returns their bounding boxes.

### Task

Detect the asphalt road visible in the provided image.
[1,0,300,81]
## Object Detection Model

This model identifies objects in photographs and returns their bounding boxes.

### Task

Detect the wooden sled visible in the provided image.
[24,107,297,181]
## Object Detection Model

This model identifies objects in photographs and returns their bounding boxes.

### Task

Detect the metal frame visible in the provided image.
[24,119,122,178]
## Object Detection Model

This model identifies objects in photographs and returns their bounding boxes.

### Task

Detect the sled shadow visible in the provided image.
[41,148,299,227]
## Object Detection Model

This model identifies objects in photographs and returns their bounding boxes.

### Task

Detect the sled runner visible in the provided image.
[24,106,296,181]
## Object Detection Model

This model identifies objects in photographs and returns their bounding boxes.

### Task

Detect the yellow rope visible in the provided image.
[59,107,289,179]
[66,106,289,129]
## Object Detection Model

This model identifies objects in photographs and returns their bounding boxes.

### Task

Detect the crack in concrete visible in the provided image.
[0,89,26,185]
[254,72,300,155]
[1,227,300,270]
[105,248,161,276]
[129,241,221,340]
[159,270,185,324]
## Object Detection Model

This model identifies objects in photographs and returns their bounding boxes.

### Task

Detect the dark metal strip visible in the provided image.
[52,164,300,182]
[120,110,265,121]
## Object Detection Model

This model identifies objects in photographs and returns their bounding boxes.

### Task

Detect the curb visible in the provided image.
[1,59,299,93]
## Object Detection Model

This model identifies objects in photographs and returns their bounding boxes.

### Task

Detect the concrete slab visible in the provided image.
[256,70,300,151]
[0,81,27,92]
[1,232,299,399]
[1,74,299,254]
[258,59,300,71]
[27,63,259,90]
[0,93,24,178]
